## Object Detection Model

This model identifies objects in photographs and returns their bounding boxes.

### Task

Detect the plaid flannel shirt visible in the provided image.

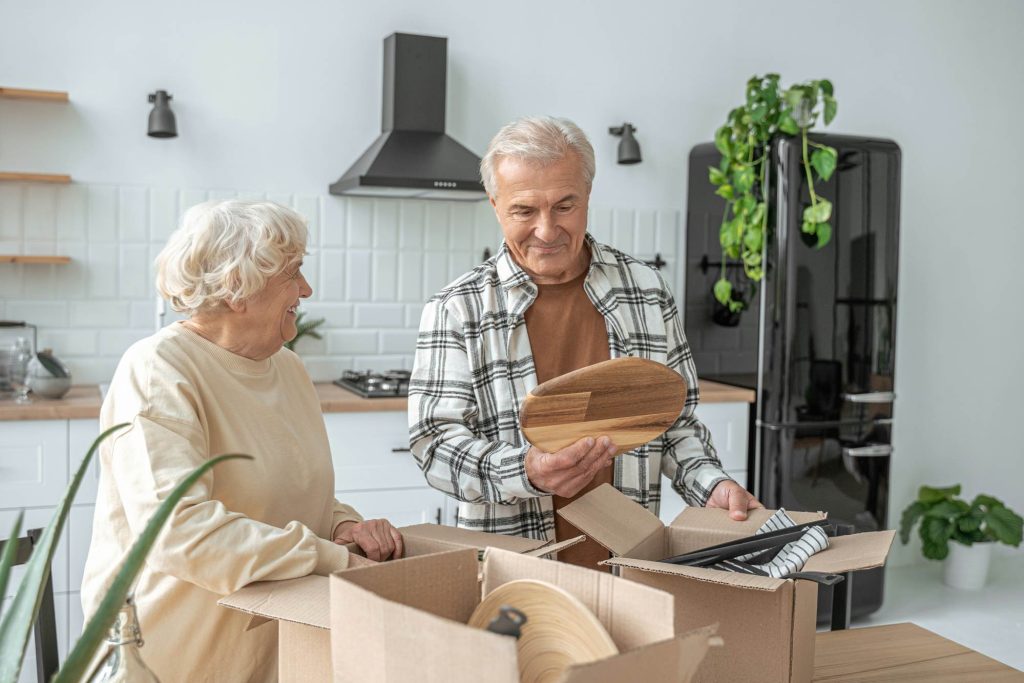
[408,234,731,540]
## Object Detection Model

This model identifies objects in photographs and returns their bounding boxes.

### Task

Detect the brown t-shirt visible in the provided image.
[524,270,613,570]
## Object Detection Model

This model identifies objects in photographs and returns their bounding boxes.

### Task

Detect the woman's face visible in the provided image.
[244,259,313,349]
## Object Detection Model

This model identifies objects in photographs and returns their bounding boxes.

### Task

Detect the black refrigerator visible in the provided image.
[685,133,901,621]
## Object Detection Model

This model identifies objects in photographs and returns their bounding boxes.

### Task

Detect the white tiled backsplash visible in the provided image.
[0,183,681,384]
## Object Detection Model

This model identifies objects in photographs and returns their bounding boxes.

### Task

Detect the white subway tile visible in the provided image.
[352,356,408,371]
[37,329,97,356]
[149,188,180,241]
[118,187,148,243]
[56,185,87,241]
[237,191,265,200]
[24,185,57,241]
[18,259,55,299]
[355,304,405,329]
[52,242,88,299]
[87,186,118,242]
[179,189,208,216]
[0,185,22,240]
[295,195,320,247]
[64,357,120,385]
[346,198,373,249]
[473,203,500,255]
[423,251,449,296]
[635,210,657,255]
[24,241,57,255]
[299,303,352,328]
[87,243,118,298]
[373,200,399,249]
[449,203,475,248]
[656,210,679,256]
[424,203,450,250]
[0,262,22,297]
[266,193,293,208]
[300,356,353,382]
[7,301,68,327]
[98,330,149,356]
[119,244,150,298]
[379,329,419,355]
[345,250,371,301]
[589,207,612,244]
[322,197,346,247]
[208,190,237,201]
[130,300,160,330]
[612,208,635,252]
[399,200,425,249]
[326,330,378,355]
[70,302,130,328]
[372,251,398,301]
[405,303,425,328]
[290,333,327,355]
[448,251,475,282]
[319,249,345,300]
[397,251,424,302]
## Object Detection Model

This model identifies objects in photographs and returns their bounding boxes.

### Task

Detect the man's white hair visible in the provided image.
[156,199,308,314]
[479,116,596,197]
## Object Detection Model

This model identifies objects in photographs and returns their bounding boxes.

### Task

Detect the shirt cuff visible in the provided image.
[313,537,351,575]
[498,443,547,500]
[683,464,733,507]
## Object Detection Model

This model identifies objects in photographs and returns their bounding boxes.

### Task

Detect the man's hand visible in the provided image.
[705,480,764,521]
[525,436,618,498]
[333,519,404,562]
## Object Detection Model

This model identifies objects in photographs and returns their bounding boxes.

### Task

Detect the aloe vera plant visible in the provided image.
[0,422,251,683]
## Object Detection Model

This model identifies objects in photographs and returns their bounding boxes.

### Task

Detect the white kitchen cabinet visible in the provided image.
[334,487,449,528]
[69,419,102,505]
[322,411,427,491]
[0,420,69,508]
[658,401,750,525]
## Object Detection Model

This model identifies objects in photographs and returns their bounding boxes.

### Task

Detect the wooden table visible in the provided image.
[814,623,1023,681]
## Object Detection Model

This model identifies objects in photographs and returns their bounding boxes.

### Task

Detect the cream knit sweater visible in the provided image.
[81,323,362,682]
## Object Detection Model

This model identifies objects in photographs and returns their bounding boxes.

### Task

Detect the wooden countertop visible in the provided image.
[0,378,753,421]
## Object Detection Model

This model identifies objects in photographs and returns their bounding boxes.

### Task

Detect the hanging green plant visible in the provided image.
[708,74,839,312]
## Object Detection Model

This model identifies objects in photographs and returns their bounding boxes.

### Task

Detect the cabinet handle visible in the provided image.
[391,447,411,453]
[841,444,892,458]
[435,507,442,525]
[841,392,896,404]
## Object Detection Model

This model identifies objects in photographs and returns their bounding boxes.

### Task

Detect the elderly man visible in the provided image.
[409,116,760,566]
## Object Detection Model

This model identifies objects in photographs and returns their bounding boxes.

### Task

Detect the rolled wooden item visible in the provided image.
[520,358,686,455]
[468,580,619,683]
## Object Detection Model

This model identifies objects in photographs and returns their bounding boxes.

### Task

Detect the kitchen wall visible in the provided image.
[0,183,681,384]
[2,0,1023,565]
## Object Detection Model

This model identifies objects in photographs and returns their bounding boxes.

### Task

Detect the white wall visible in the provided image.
[2,0,1022,564]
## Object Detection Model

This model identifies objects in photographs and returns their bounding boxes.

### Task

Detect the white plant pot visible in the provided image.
[943,541,992,590]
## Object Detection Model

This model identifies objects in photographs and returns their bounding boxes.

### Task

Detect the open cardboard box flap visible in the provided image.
[560,625,722,683]
[560,484,895,577]
[218,574,330,631]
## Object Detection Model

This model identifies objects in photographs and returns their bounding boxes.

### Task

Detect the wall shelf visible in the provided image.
[0,172,72,184]
[0,87,69,102]
[0,255,72,264]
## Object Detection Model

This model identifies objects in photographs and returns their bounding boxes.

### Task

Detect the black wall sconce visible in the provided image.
[609,123,641,164]
[148,90,177,138]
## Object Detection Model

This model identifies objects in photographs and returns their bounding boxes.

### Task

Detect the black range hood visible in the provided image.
[330,33,487,201]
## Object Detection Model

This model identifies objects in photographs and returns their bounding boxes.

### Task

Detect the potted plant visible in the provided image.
[708,74,839,314]
[899,485,1023,590]
[0,425,248,682]
[284,311,326,352]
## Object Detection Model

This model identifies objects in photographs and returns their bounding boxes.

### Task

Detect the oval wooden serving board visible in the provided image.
[520,357,687,454]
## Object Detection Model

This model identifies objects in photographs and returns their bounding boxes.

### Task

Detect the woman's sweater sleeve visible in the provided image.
[109,413,352,595]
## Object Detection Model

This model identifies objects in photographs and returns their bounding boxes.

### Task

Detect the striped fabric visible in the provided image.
[723,509,830,578]
[408,235,731,540]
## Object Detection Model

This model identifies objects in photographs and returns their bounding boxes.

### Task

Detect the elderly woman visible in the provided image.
[81,200,402,682]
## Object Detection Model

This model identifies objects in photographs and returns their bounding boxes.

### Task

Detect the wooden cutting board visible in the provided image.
[520,358,687,454]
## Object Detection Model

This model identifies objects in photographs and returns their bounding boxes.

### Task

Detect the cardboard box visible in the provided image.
[330,546,719,683]
[558,484,896,683]
[218,524,585,682]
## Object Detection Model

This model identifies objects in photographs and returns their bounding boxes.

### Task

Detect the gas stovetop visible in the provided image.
[334,370,411,398]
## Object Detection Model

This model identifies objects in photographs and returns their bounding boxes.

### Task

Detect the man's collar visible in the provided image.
[496,233,613,291]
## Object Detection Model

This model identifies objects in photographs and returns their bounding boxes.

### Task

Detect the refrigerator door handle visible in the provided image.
[842,391,896,404]
[842,444,893,458]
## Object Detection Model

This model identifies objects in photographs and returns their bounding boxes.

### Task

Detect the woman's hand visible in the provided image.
[333,519,404,562]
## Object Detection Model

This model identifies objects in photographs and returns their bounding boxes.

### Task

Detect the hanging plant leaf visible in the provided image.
[818,80,834,97]
[811,147,838,182]
[778,112,799,135]
[802,199,832,224]
[708,167,726,186]
[815,222,832,248]
[715,184,735,200]
[714,126,732,156]
[733,166,755,194]
[823,95,838,125]
[713,278,733,306]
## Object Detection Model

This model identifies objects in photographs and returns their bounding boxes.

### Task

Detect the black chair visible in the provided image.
[0,528,60,683]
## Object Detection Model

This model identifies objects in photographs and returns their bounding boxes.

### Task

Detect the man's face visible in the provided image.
[490,153,591,285]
